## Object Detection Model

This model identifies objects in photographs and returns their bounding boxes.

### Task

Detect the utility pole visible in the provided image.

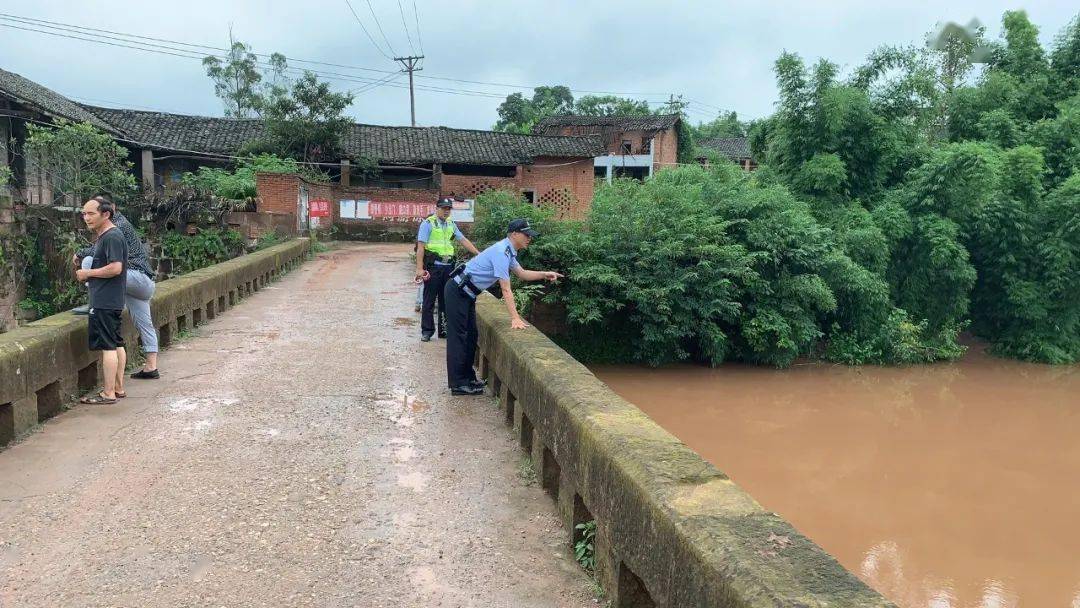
[394,55,424,126]
[664,94,687,115]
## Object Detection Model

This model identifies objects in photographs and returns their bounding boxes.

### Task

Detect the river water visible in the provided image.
[592,341,1080,608]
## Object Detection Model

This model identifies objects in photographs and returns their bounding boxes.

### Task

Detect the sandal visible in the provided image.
[116,391,126,398]
[79,393,117,405]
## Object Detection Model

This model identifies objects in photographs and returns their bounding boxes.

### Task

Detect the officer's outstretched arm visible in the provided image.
[458,236,480,255]
[513,266,563,282]
[501,279,529,329]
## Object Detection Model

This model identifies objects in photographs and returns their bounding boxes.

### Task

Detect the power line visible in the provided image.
[350,71,402,94]
[343,0,393,60]
[0,11,741,112]
[396,0,417,55]
[363,0,398,58]
[411,0,424,55]
[0,20,506,101]
[0,12,398,76]
[0,12,671,100]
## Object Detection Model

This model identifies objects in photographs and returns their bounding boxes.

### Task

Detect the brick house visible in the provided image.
[696,137,756,171]
[0,66,605,228]
[0,67,127,206]
[534,114,682,181]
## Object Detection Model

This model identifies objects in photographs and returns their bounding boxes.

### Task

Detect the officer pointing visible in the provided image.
[415,197,480,341]
[443,218,562,396]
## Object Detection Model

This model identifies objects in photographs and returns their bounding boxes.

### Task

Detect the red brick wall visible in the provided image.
[520,157,595,219]
[440,174,519,200]
[256,158,597,233]
[255,173,299,215]
[653,128,679,172]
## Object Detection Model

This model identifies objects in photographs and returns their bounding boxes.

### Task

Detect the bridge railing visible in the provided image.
[475,296,894,608]
[0,239,309,447]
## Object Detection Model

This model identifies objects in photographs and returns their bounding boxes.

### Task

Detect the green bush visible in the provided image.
[476,164,956,367]
[160,228,245,276]
[181,154,328,200]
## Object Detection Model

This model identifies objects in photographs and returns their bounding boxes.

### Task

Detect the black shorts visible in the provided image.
[88,308,124,351]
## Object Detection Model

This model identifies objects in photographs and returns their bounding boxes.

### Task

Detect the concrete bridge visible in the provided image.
[0,242,891,607]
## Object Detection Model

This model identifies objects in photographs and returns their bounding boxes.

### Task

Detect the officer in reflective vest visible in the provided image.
[443,218,563,396]
[415,197,480,341]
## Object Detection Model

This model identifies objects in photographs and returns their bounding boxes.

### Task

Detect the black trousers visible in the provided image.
[443,279,478,388]
[421,264,450,335]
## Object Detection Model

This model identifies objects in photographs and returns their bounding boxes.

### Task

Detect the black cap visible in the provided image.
[436,197,454,209]
[507,218,539,238]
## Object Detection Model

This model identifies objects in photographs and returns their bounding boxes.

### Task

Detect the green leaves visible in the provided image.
[24,120,137,204]
[574,521,596,572]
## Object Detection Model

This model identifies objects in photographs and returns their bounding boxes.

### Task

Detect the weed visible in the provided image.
[574,520,596,571]
[517,455,538,487]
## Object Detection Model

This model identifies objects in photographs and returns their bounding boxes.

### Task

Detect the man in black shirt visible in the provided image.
[76,196,128,404]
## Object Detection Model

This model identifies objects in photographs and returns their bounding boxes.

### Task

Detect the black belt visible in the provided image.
[452,274,482,299]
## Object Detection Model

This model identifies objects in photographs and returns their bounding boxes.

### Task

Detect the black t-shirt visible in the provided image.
[89,226,128,310]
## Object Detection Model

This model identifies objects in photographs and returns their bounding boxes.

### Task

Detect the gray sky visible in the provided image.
[1,1,1076,130]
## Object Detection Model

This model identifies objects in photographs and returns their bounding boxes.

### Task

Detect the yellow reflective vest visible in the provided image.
[424,215,457,258]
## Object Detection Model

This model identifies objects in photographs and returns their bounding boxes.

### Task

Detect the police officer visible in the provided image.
[415,197,480,341]
[443,218,562,395]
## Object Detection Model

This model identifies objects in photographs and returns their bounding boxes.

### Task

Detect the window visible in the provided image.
[620,140,632,155]
[522,189,536,205]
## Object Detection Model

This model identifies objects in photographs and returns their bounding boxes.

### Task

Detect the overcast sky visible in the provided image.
[1,1,1076,130]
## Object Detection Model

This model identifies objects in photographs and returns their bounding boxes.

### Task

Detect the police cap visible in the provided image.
[507,218,539,238]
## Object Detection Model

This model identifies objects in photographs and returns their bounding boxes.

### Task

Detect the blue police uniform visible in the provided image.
[443,237,520,389]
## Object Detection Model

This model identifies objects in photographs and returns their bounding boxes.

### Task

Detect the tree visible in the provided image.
[203,35,289,118]
[574,95,651,117]
[763,52,908,201]
[1049,15,1080,103]
[692,111,748,140]
[23,121,137,204]
[493,86,574,133]
[252,72,355,163]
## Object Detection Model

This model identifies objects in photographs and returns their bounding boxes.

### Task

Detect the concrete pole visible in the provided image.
[340,159,351,187]
[140,149,155,192]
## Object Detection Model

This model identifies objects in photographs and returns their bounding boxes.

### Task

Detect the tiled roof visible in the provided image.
[697,137,751,160]
[0,67,604,166]
[81,106,605,165]
[344,124,605,165]
[0,67,118,133]
[535,114,681,133]
[84,106,264,155]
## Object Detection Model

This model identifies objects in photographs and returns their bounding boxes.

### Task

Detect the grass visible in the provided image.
[517,455,538,487]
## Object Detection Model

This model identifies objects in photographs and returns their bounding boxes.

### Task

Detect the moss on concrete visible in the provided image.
[476,296,895,607]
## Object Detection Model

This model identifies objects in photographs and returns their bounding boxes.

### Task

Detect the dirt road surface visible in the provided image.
[0,243,597,608]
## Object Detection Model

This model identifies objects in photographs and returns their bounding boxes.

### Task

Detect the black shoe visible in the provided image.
[420,333,433,342]
[450,385,484,396]
[470,379,487,389]
[438,332,447,339]
[130,369,160,379]
[71,305,89,315]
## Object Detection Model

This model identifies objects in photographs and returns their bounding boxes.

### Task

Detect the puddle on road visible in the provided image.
[393,445,418,461]
[396,471,428,491]
[168,397,239,413]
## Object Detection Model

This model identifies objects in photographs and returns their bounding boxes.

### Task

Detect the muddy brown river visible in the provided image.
[592,341,1080,608]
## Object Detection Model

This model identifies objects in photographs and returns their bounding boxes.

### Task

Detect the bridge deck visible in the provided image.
[0,243,594,607]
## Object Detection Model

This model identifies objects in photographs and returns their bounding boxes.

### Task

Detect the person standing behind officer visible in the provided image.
[443,218,561,395]
[415,197,479,341]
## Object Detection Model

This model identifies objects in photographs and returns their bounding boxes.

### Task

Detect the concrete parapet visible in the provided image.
[475,296,894,608]
[0,239,310,447]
